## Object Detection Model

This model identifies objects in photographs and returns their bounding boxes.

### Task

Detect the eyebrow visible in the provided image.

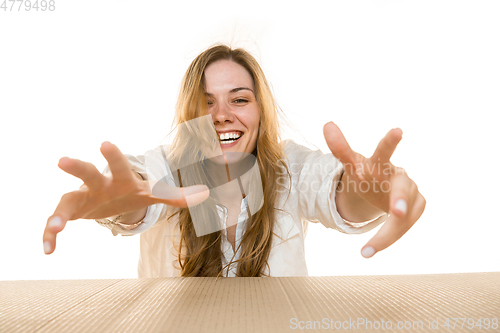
[205,87,254,96]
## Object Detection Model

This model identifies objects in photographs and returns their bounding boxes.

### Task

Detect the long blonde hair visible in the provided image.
[168,44,290,277]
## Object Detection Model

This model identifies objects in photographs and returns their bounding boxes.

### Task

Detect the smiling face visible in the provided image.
[204,59,260,161]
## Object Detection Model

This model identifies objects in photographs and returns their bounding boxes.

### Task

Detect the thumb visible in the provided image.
[151,182,210,208]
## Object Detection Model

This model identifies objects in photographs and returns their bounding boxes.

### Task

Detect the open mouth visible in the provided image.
[219,131,243,146]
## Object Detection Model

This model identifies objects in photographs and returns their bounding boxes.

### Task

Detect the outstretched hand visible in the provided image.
[324,122,426,258]
[43,141,209,254]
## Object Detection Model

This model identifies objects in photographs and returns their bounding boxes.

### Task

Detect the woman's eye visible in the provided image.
[234,99,248,104]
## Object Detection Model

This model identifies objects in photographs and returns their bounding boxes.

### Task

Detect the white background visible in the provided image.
[0,0,498,280]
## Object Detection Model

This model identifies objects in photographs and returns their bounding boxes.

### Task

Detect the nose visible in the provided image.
[211,102,234,124]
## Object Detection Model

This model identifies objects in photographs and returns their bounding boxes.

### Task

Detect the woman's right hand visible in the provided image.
[43,141,209,254]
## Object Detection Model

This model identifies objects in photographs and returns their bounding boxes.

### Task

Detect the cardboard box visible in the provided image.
[1,272,499,332]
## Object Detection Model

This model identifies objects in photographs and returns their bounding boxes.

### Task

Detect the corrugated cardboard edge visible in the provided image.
[1,272,499,332]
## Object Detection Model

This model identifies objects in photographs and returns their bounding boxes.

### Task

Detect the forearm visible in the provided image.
[334,172,385,222]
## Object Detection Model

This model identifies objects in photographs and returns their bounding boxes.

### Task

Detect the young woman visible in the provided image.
[43,45,425,278]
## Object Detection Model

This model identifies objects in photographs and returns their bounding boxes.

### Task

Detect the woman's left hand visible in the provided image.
[323,121,426,258]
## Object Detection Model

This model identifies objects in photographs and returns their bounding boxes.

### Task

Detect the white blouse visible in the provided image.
[100,140,386,278]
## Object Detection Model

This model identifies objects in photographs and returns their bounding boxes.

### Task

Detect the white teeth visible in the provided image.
[219,132,242,141]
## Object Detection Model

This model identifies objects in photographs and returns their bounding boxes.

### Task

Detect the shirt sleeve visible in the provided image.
[283,140,386,234]
[95,145,174,236]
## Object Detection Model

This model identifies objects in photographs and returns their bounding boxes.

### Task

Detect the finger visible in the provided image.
[184,185,210,207]
[361,171,411,257]
[151,183,210,208]
[323,121,357,165]
[43,191,86,255]
[361,182,425,258]
[58,157,105,190]
[371,128,403,164]
[100,141,135,182]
